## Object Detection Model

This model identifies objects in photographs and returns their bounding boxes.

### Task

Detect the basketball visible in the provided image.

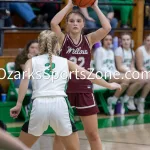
[73,0,96,7]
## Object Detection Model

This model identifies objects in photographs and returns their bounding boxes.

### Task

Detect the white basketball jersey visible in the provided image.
[94,47,117,74]
[31,54,69,99]
[100,47,116,73]
[115,47,134,68]
[139,45,150,71]
[123,49,133,68]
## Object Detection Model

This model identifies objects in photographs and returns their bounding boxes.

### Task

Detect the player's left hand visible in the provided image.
[91,0,98,9]
[10,104,22,119]
[109,82,122,91]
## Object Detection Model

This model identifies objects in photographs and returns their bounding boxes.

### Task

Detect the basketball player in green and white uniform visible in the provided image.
[115,33,147,114]
[94,34,130,115]
[135,34,150,113]
[10,30,121,150]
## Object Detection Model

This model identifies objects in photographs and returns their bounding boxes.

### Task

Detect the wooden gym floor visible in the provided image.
[6,112,150,150]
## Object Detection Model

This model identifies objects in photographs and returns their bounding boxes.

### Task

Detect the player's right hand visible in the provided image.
[109,82,122,91]
[10,105,21,119]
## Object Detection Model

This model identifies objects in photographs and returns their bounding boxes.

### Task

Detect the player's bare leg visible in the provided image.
[80,114,102,150]
[19,131,39,148]
[59,132,80,150]
[53,135,65,150]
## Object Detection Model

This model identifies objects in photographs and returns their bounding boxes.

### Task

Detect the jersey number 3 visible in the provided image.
[69,56,85,67]
[44,63,55,76]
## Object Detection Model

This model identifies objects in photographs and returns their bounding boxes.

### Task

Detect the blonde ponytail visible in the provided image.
[47,38,53,71]
[38,30,59,72]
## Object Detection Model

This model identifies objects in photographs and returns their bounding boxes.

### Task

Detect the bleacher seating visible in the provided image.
[3,30,40,56]
[5,62,32,120]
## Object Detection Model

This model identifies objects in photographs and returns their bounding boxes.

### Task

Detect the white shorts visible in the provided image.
[23,97,76,136]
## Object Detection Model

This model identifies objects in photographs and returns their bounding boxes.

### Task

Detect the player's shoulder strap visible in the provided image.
[61,34,68,49]
[84,35,90,48]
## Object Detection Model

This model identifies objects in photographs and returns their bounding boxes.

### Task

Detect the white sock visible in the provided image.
[129,96,134,100]
[108,96,118,105]
[112,96,118,105]
[127,96,134,105]
[112,96,118,101]
[122,95,130,103]
[139,97,145,103]
[121,102,124,108]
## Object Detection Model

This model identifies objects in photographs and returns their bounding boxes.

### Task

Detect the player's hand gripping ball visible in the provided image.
[73,0,96,7]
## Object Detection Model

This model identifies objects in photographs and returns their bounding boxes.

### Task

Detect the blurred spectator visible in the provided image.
[115,33,147,113]
[94,34,129,115]
[34,0,61,24]
[135,34,150,113]
[80,0,118,35]
[14,40,39,89]
[136,35,150,72]
[111,0,133,28]
[9,2,48,27]
[145,5,150,27]
[0,2,49,27]
[0,2,13,27]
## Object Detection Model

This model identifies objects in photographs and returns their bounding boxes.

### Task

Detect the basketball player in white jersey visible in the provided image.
[115,33,147,113]
[135,34,150,113]
[10,30,121,150]
[94,34,130,115]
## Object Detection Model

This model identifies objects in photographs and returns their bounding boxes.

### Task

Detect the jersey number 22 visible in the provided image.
[69,56,85,67]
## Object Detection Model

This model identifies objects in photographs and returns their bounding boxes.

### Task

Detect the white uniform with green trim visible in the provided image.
[27,54,75,136]
[138,45,150,71]
[115,46,134,70]
[94,47,117,77]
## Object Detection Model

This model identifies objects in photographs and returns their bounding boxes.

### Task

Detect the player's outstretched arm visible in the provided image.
[68,60,121,90]
[0,128,30,150]
[10,59,32,119]
[87,0,111,47]
[51,0,74,45]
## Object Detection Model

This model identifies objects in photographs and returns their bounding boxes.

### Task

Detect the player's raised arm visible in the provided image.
[87,0,111,46]
[10,59,32,119]
[51,0,74,45]
[68,60,121,90]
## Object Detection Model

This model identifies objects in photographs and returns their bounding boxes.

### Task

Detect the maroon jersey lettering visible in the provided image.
[61,34,92,93]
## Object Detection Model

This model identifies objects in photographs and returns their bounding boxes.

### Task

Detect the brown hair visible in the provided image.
[38,30,59,71]
[15,53,27,73]
[66,10,85,22]
[15,40,38,73]
[22,40,38,58]
[144,34,150,40]
[101,34,112,46]
[120,32,132,39]
[120,33,134,59]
